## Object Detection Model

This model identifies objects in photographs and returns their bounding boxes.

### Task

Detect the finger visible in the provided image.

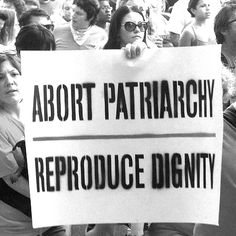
[135,45,141,57]
[125,43,132,59]
[130,44,136,59]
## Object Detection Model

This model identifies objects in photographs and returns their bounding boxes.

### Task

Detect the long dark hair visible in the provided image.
[103,5,147,49]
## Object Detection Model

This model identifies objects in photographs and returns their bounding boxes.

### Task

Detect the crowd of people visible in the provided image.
[0,0,236,235]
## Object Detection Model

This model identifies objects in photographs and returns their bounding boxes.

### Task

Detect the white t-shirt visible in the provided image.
[167,0,192,35]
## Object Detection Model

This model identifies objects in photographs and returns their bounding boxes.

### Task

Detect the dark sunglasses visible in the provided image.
[42,24,54,31]
[121,21,147,32]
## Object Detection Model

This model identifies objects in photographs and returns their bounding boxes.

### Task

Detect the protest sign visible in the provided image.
[21,45,223,228]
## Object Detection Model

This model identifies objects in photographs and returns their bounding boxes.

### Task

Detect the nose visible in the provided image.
[134,25,141,33]
[105,7,111,13]
[5,74,15,86]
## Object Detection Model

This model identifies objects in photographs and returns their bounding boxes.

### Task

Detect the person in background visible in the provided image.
[147,0,173,47]
[96,0,112,32]
[0,10,8,45]
[39,0,60,16]
[53,0,107,50]
[0,8,18,52]
[214,1,236,110]
[103,5,149,49]
[193,55,236,236]
[214,1,236,74]
[109,0,116,11]
[51,0,72,26]
[179,0,216,46]
[15,23,56,55]
[167,0,192,46]
[18,8,54,31]
[116,0,163,47]
[0,0,26,20]
[128,0,165,47]
[0,53,68,236]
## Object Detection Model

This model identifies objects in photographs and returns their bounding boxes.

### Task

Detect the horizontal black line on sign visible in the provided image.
[33,133,216,141]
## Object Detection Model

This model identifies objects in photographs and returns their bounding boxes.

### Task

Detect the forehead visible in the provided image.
[100,0,110,6]
[122,12,143,23]
[196,0,211,5]
[72,5,85,12]
[29,15,50,24]
[0,60,15,72]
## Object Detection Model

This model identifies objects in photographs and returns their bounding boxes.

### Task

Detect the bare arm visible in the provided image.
[179,29,194,47]
[169,32,180,47]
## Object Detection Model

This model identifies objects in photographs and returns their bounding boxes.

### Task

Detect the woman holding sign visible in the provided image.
[0,53,67,236]
[103,5,155,53]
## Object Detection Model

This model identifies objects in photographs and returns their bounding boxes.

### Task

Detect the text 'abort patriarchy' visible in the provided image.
[32,79,215,122]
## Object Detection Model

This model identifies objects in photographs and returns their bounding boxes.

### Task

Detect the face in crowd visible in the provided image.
[97,0,112,23]
[0,56,22,108]
[120,11,147,46]
[62,0,72,22]
[189,0,212,20]
[71,4,91,30]
[222,7,236,42]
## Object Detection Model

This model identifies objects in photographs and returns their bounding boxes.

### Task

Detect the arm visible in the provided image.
[1,144,29,197]
[169,32,180,47]
[5,0,26,20]
[179,29,194,47]
[3,174,30,198]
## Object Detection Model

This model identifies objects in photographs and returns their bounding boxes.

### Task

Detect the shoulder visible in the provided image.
[179,25,195,46]
[182,24,195,35]
[0,110,24,142]
[0,111,9,132]
[90,25,107,35]
[180,25,195,40]
[53,24,71,35]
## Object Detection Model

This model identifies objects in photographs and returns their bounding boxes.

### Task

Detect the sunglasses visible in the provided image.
[42,24,54,31]
[121,21,147,32]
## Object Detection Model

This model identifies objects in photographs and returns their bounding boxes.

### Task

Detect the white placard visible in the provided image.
[21,45,223,228]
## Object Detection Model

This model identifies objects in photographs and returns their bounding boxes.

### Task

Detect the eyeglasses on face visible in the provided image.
[227,18,236,25]
[121,21,148,32]
[42,24,54,31]
[100,5,112,10]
